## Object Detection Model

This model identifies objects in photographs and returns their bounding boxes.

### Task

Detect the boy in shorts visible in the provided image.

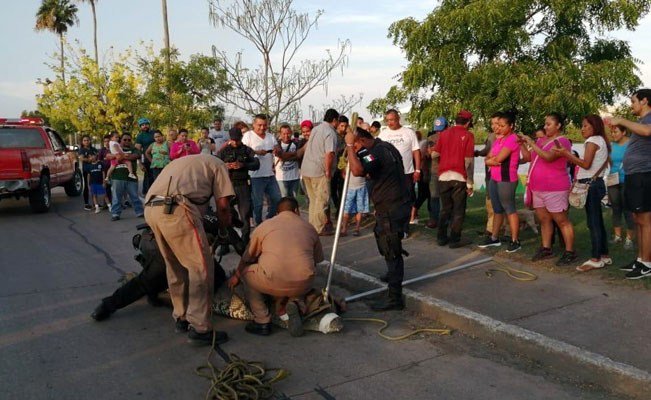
[340,174,369,236]
[89,161,109,213]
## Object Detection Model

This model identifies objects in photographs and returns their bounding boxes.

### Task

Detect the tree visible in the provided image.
[308,93,364,122]
[208,0,351,125]
[371,0,650,132]
[77,0,99,65]
[35,0,79,84]
[137,47,231,129]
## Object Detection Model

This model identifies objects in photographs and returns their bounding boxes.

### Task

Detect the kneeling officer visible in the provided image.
[345,127,411,311]
[144,154,234,345]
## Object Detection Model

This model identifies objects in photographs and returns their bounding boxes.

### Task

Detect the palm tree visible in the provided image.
[161,0,171,69]
[35,0,79,84]
[78,0,99,66]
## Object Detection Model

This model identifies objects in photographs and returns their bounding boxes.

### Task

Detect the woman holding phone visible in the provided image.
[520,113,576,266]
[553,114,611,271]
[170,128,200,160]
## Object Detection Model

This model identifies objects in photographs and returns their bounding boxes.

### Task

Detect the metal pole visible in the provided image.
[344,257,492,302]
[323,112,357,301]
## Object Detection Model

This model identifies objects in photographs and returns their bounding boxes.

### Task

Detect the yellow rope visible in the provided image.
[485,260,538,282]
[344,317,451,341]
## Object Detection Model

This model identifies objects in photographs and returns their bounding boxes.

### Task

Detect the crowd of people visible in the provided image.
[83,87,650,342]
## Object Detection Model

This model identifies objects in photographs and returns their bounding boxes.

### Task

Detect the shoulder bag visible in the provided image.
[569,157,609,209]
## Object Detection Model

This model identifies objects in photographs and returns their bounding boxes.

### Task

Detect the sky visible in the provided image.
[1,0,650,123]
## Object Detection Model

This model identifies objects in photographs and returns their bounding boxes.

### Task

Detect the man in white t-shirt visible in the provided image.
[378,109,421,234]
[274,124,300,198]
[209,118,228,155]
[242,114,282,224]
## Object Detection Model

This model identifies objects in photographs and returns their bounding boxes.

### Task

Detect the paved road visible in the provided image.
[0,189,623,399]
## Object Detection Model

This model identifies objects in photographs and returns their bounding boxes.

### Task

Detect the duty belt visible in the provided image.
[146,195,178,206]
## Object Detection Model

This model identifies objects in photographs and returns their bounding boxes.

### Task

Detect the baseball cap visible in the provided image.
[137,117,151,126]
[229,127,243,141]
[300,120,313,129]
[432,117,448,132]
[457,110,473,120]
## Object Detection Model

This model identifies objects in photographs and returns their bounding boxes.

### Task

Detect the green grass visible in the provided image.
[410,190,650,289]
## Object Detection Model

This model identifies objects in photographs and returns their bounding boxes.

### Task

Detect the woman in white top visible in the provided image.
[554,114,611,271]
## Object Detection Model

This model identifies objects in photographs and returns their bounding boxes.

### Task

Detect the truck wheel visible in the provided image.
[64,168,83,197]
[29,175,51,213]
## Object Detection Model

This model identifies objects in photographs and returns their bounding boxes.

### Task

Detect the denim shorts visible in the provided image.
[344,186,369,214]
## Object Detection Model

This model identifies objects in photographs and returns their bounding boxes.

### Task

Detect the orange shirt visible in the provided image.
[247,211,324,284]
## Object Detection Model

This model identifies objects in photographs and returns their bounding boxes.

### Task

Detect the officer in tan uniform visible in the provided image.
[228,197,324,337]
[144,154,234,345]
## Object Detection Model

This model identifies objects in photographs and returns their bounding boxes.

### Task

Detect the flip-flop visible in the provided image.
[576,260,605,272]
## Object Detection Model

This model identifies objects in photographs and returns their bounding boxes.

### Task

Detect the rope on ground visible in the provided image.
[344,317,451,341]
[195,330,289,400]
[485,260,537,282]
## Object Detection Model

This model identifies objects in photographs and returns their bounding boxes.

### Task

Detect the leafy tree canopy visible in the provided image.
[369,0,650,133]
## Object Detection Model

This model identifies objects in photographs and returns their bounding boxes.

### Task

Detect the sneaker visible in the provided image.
[576,259,605,272]
[478,236,501,248]
[101,204,109,210]
[610,235,622,244]
[110,215,120,221]
[128,173,138,179]
[506,240,521,253]
[175,319,189,333]
[94,205,101,214]
[601,256,613,266]
[83,204,93,211]
[625,263,651,280]
[555,251,577,266]
[620,260,638,272]
[624,238,634,250]
[188,327,229,346]
[409,219,419,225]
[531,247,554,261]
[123,201,132,208]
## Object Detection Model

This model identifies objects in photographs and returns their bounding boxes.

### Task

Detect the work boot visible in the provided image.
[91,301,114,321]
[370,288,404,311]
[379,273,388,283]
[188,327,228,346]
[175,318,189,333]
[286,301,304,337]
[245,321,272,336]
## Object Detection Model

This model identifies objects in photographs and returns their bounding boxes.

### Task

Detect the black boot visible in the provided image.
[370,287,404,311]
[91,300,114,321]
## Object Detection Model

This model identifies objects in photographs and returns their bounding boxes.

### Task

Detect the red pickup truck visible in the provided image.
[0,117,83,212]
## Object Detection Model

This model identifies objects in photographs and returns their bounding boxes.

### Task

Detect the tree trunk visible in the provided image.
[161,0,171,70]
[60,33,66,84]
[91,0,98,66]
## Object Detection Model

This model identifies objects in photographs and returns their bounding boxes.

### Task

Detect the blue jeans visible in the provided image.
[584,178,608,259]
[111,179,144,217]
[250,176,281,224]
[278,179,299,198]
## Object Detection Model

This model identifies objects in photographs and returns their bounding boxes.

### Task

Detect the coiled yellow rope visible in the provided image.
[344,317,452,340]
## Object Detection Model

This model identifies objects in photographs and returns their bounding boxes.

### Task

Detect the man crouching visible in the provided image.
[228,197,324,337]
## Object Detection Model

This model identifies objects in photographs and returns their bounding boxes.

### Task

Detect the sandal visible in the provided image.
[576,259,605,272]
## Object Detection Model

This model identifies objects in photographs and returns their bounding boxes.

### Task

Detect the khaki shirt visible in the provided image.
[145,154,235,205]
[247,211,324,283]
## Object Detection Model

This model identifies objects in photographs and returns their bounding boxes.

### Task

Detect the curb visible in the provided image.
[325,262,651,400]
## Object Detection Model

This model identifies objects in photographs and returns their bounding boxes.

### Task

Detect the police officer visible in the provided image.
[144,154,234,345]
[345,127,411,310]
[217,127,260,244]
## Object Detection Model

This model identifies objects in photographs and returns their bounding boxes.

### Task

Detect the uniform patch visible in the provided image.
[363,154,375,163]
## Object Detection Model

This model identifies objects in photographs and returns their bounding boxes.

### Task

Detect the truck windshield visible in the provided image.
[0,129,46,148]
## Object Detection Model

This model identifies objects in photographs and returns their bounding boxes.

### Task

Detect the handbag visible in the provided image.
[569,158,609,209]
[606,172,620,187]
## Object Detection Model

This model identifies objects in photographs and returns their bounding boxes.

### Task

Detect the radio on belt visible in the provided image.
[163,176,174,214]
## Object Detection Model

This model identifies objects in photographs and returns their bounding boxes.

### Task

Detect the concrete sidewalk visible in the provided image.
[318,226,651,399]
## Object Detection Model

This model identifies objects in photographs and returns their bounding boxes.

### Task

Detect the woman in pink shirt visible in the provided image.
[520,113,576,266]
[478,111,521,253]
[170,128,200,160]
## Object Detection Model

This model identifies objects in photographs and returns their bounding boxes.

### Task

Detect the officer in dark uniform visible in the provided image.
[345,127,411,310]
[217,127,260,244]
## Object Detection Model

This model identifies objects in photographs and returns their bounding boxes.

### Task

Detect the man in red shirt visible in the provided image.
[431,110,475,248]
